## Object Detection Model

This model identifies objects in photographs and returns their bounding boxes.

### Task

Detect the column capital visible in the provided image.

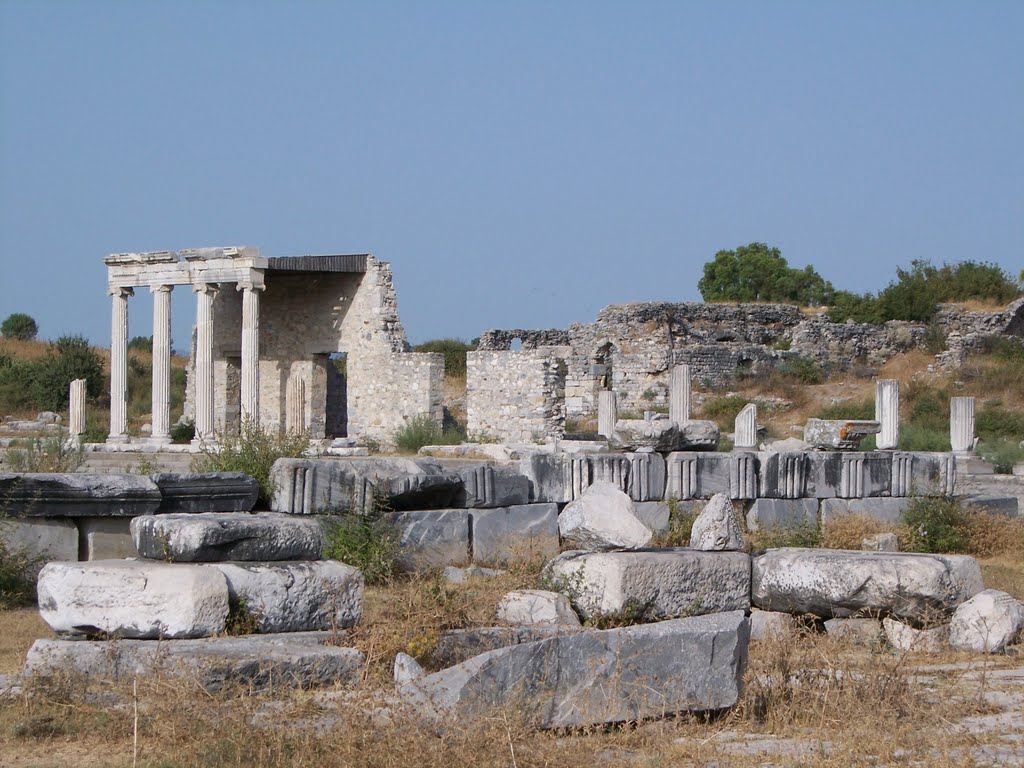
[108,286,134,298]
[192,282,219,296]
[236,280,266,293]
[150,284,173,294]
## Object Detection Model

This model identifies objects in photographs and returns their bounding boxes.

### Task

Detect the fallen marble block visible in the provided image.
[803,419,880,450]
[690,493,744,551]
[496,590,581,627]
[428,626,574,668]
[400,611,749,728]
[131,513,325,562]
[749,609,797,641]
[390,509,469,572]
[882,617,949,652]
[948,589,1024,653]
[470,503,559,564]
[545,549,751,621]
[152,472,259,514]
[751,548,984,622]
[455,465,530,508]
[23,633,363,691]
[557,482,652,550]
[823,618,882,646]
[962,495,1019,518]
[611,419,719,452]
[0,473,160,517]
[210,561,363,633]
[37,560,229,639]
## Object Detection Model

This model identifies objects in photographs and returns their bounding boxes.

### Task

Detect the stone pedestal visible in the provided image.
[875,379,900,450]
[669,364,692,423]
[68,378,87,437]
[106,287,133,443]
[597,390,617,439]
[192,283,218,445]
[734,403,757,449]
[150,285,172,444]
[950,396,975,455]
[239,281,263,423]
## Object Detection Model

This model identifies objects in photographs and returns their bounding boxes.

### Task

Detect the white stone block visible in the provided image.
[883,617,948,652]
[496,590,581,627]
[948,589,1024,653]
[557,481,652,550]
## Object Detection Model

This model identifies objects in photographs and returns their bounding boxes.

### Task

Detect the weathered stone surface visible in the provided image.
[949,590,1024,653]
[24,633,363,691]
[883,617,948,652]
[558,482,652,550]
[152,472,259,514]
[391,509,469,572]
[37,560,228,639]
[633,501,670,534]
[803,419,880,450]
[676,420,721,451]
[690,493,744,551]
[746,498,818,532]
[752,548,984,622]
[0,474,161,517]
[611,418,681,452]
[819,497,909,525]
[496,590,581,627]
[665,452,759,500]
[270,457,464,515]
[131,513,324,562]
[470,504,559,564]
[963,495,1020,518]
[626,451,667,502]
[455,465,530,508]
[862,532,899,552]
[823,618,882,646]
[394,652,424,685]
[429,626,573,668]
[759,452,808,499]
[77,517,136,560]
[749,609,797,641]
[210,561,363,633]
[401,611,749,728]
[0,517,77,568]
[545,549,751,621]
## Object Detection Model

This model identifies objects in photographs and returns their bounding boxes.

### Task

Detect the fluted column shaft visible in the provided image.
[597,390,617,438]
[107,286,133,443]
[193,283,218,444]
[670,364,692,422]
[150,285,173,442]
[734,403,758,449]
[875,379,900,450]
[69,379,87,437]
[950,396,975,454]
[239,281,264,425]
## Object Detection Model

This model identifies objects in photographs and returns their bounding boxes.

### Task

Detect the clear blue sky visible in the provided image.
[1,1,1021,350]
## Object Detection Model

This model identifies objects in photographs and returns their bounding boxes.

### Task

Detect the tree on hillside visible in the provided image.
[697,243,835,306]
[1,313,38,341]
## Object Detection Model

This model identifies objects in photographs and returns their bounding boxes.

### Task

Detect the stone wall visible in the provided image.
[466,349,569,443]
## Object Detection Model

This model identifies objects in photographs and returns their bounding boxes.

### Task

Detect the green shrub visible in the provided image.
[0,335,103,412]
[777,356,824,384]
[193,419,309,506]
[814,398,875,421]
[977,438,1024,474]
[897,424,950,452]
[701,396,749,430]
[0,533,38,609]
[171,417,195,444]
[901,496,968,554]
[321,490,398,586]
[976,405,1024,442]
[7,435,84,472]
[412,338,474,378]
[128,335,153,352]
[1,312,38,341]
[393,414,461,453]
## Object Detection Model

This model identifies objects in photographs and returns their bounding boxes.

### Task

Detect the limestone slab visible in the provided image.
[803,419,880,450]
[400,611,749,728]
[823,618,882,646]
[210,560,363,633]
[883,617,948,652]
[633,501,670,534]
[746,498,818,532]
[24,633,363,691]
[131,513,324,562]
[37,560,228,639]
[429,626,574,668]
[0,473,161,517]
[76,517,136,560]
[545,549,751,621]
[749,609,798,641]
[751,548,983,622]
[390,509,469,572]
[557,482,652,550]
[0,517,78,566]
[690,493,744,551]
[152,472,259,514]
[469,503,559,564]
[949,589,1024,653]
[496,589,581,627]
[455,465,530,508]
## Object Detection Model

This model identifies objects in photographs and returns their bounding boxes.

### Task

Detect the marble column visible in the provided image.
[69,379,86,438]
[286,374,306,434]
[238,280,264,425]
[107,286,133,443]
[950,396,976,455]
[192,283,218,445]
[669,364,692,423]
[149,285,173,443]
[875,379,900,450]
[734,403,758,449]
[597,390,617,438]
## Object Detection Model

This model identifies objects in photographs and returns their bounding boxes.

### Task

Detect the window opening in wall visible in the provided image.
[326,351,348,437]
[510,337,523,351]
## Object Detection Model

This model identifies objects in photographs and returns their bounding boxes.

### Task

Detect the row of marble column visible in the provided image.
[107,280,263,444]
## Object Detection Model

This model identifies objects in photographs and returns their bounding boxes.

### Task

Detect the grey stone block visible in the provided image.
[429,626,577,668]
[819,497,909,525]
[0,517,77,567]
[400,611,749,728]
[131,513,324,562]
[891,452,956,497]
[633,501,670,534]
[37,560,229,639]
[76,517,136,560]
[24,633,363,691]
[749,609,798,641]
[963,495,1019,518]
[470,503,559,565]
[758,452,808,499]
[626,451,667,501]
[824,618,882,646]
[455,465,529,508]
[152,472,259,514]
[836,452,891,498]
[391,509,470,572]
[0,473,161,517]
[209,561,363,633]
[803,419,879,450]
[664,452,758,500]
[746,498,818,532]
[752,548,984,621]
[545,549,751,621]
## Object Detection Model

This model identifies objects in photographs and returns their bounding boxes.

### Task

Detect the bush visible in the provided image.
[814,398,875,421]
[901,496,968,554]
[651,497,699,547]
[6,435,84,472]
[170,417,196,444]
[977,438,1024,474]
[701,395,749,430]
[321,490,399,586]
[192,419,309,506]
[128,335,153,352]
[976,405,1024,442]
[412,338,475,378]
[393,414,462,453]
[0,335,103,412]
[776,356,824,384]
[698,243,836,306]
[1,312,38,341]
[0,533,38,609]
[897,424,950,452]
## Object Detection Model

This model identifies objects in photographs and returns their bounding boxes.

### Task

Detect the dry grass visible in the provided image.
[0,608,47,674]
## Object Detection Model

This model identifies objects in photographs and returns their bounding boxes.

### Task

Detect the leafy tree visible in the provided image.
[0,335,103,411]
[698,243,835,306]
[1,313,38,341]
[412,338,475,378]
[128,335,153,352]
